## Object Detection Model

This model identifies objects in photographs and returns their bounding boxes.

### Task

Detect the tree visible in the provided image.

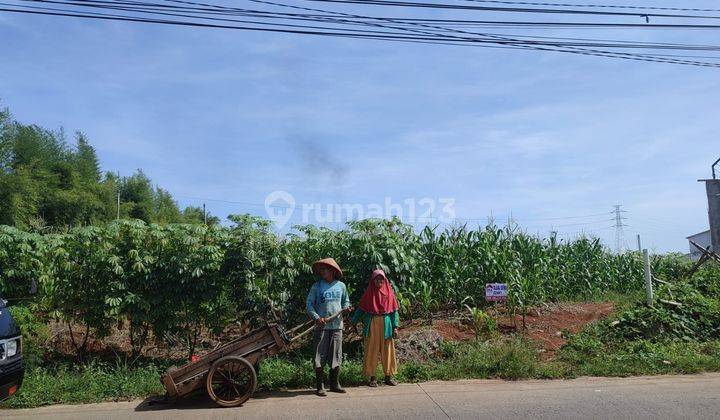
[119,171,155,223]
[74,132,101,184]
[0,106,12,174]
[153,187,182,224]
[182,205,220,225]
[0,167,40,228]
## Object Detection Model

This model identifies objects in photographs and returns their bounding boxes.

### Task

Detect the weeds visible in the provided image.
[465,305,498,340]
[1,363,164,408]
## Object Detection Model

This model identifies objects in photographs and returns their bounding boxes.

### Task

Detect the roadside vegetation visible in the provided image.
[2,218,647,360]
[1,217,718,409]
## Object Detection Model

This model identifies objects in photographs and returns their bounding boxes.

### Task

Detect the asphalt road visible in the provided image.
[3,373,720,419]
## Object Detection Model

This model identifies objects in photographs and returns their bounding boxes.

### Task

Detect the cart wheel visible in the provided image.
[206,356,257,408]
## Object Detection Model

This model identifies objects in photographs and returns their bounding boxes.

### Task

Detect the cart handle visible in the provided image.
[290,309,346,343]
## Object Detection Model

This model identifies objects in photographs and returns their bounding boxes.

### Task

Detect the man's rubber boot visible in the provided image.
[329,367,347,393]
[315,368,327,396]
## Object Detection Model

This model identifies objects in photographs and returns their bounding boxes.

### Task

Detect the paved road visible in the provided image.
[3,373,720,419]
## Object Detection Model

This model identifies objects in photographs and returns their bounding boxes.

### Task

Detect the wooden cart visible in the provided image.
[160,311,341,407]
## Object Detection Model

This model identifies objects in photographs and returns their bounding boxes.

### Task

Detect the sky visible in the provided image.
[1,1,719,253]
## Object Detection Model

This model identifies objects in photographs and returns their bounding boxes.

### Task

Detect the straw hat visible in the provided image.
[311,258,343,279]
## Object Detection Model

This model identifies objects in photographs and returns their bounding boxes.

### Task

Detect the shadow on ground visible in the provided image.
[134,388,318,411]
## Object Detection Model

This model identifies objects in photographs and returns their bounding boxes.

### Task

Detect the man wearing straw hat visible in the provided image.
[306,258,352,396]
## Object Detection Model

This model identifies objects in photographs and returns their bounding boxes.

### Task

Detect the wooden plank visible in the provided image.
[658,299,682,307]
[161,371,179,397]
[175,374,205,398]
[268,323,287,351]
[687,254,709,278]
[690,240,720,263]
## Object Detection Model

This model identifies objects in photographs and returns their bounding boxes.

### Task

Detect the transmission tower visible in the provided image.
[612,205,628,253]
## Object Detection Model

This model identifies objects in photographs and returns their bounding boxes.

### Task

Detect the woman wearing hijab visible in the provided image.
[351,269,399,387]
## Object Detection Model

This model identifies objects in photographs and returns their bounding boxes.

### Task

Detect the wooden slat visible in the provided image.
[268,323,287,351]
[690,240,720,263]
[175,374,205,397]
[161,372,179,397]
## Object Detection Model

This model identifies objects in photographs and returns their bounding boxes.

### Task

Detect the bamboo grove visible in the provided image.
[0,216,659,359]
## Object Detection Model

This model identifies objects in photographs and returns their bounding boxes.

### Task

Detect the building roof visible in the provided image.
[686,229,710,239]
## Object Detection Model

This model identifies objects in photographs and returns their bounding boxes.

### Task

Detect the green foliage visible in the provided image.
[0,226,52,298]
[0,105,216,228]
[465,305,497,340]
[258,358,315,389]
[686,262,720,297]
[560,340,720,377]
[577,281,720,344]
[8,305,50,367]
[44,226,124,358]
[0,362,164,408]
[0,216,661,359]
[261,339,548,388]
[560,276,720,376]
[158,224,229,359]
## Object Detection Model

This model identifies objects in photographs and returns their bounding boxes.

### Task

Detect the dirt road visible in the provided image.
[3,373,720,419]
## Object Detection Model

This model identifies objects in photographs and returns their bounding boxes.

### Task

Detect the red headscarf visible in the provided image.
[358,269,399,315]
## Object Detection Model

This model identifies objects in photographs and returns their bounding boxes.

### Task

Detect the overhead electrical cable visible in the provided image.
[301,0,720,20]
[251,0,720,66]
[462,0,720,14]
[2,0,720,67]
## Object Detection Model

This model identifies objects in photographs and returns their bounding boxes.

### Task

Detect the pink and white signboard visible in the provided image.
[485,283,508,302]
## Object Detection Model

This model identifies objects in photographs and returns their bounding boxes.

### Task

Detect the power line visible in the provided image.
[461,0,720,14]
[0,4,543,47]
[3,0,720,67]
[303,0,720,20]
[253,0,720,67]
[251,0,720,66]
[176,193,627,228]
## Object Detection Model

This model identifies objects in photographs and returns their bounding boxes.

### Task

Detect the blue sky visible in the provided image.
[1,1,718,252]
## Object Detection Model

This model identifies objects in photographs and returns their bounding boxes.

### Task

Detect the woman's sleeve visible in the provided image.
[391,311,399,329]
[351,307,364,324]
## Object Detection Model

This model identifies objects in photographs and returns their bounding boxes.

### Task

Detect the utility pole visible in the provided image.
[643,249,653,306]
[612,205,628,253]
[203,203,207,225]
[117,192,120,221]
[636,234,642,252]
[699,158,720,251]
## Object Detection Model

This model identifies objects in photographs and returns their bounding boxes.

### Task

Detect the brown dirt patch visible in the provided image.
[495,301,615,360]
[393,302,614,362]
[432,319,476,342]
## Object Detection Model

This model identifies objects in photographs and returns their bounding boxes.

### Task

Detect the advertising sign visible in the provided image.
[485,283,508,302]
